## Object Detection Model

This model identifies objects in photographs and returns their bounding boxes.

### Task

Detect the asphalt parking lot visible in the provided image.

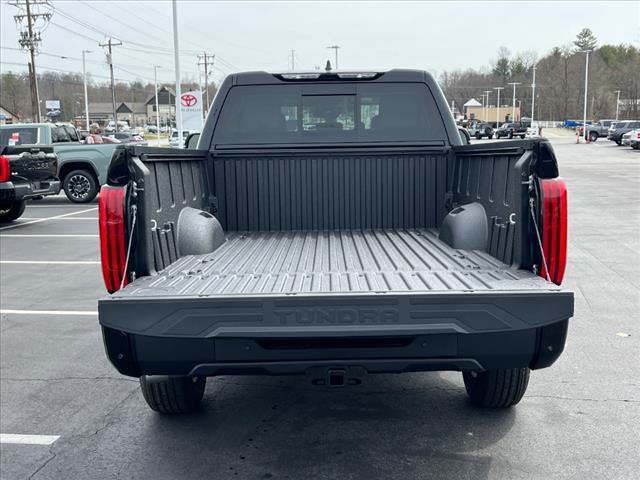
[1,137,638,480]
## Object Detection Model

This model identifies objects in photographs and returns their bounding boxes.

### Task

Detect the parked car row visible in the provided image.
[621,128,640,149]
[608,121,640,147]
[462,121,534,141]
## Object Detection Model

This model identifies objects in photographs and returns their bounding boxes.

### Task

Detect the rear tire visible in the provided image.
[63,169,98,203]
[475,132,482,140]
[589,132,598,142]
[520,134,526,139]
[463,368,530,408]
[139,375,206,414]
[0,200,26,223]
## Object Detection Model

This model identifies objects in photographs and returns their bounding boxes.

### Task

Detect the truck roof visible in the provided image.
[230,69,436,86]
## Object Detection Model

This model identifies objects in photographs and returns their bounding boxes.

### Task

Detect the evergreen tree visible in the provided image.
[574,28,597,51]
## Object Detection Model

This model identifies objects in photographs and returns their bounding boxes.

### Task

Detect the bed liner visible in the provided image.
[99,229,572,339]
[116,229,557,297]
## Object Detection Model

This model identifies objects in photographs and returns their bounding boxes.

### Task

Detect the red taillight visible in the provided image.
[539,178,568,285]
[99,185,129,293]
[0,155,10,182]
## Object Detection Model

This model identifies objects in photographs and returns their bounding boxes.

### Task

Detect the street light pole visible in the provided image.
[154,66,161,147]
[484,90,491,122]
[82,49,92,131]
[531,64,537,127]
[326,45,340,69]
[480,93,485,121]
[508,82,521,121]
[614,90,621,121]
[494,86,504,129]
[582,50,591,141]
[172,0,183,148]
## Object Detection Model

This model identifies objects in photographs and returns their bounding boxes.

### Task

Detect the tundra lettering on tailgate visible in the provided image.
[274,308,399,325]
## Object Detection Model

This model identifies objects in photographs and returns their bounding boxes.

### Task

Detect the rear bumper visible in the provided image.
[99,291,574,377]
[0,179,60,205]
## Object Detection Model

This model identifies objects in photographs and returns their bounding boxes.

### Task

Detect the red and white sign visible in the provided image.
[178,90,203,131]
[180,93,198,107]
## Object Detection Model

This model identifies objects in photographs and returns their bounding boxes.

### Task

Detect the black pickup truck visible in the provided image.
[0,146,60,222]
[495,122,528,139]
[98,70,574,414]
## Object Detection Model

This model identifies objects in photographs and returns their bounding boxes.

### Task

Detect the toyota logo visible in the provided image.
[181,94,197,107]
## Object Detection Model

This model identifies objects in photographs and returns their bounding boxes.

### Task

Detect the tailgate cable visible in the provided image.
[529,198,551,282]
[120,204,137,290]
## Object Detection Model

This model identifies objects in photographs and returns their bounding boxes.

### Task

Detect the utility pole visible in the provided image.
[82,50,92,130]
[581,50,591,141]
[326,45,340,69]
[508,82,521,122]
[197,52,215,117]
[290,49,295,71]
[614,90,621,120]
[99,38,122,132]
[480,93,486,121]
[494,86,504,129]
[10,0,53,122]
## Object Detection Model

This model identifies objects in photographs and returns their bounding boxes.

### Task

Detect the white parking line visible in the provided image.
[0,260,100,265]
[20,217,97,220]
[0,434,60,445]
[1,309,97,316]
[26,204,88,208]
[0,234,98,238]
[0,207,98,231]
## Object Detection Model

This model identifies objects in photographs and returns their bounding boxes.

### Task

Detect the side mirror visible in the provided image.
[458,126,471,145]
[185,132,200,149]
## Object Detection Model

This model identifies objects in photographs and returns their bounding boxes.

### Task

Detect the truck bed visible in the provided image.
[117,229,553,297]
[100,228,572,345]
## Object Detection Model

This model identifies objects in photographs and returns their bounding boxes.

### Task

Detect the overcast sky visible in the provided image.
[1,0,639,86]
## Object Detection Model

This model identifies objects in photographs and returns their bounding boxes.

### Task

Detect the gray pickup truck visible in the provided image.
[0,123,119,203]
[580,119,616,142]
[98,70,574,414]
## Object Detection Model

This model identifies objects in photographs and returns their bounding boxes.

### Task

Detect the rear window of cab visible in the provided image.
[213,83,447,146]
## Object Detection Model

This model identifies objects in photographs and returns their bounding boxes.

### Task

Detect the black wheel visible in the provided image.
[520,134,526,139]
[63,169,98,203]
[488,134,493,139]
[632,145,639,150]
[589,132,598,142]
[139,375,206,414]
[474,132,481,140]
[463,368,530,408]
[0,200,26,223]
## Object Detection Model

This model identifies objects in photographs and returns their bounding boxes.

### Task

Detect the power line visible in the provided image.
[77,0,169,47]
